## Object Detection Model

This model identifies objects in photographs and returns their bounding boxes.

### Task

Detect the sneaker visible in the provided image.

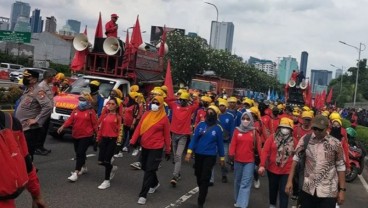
[170,176,180,187]
[132,149,139,156]
[110,166,118,180]
[137,197,146,205]
[254,179,260,189]
[111,157,115,164]
[130,162,141,170]
[114,152,123,158]
[222,176,228,183]
[78,166,88,175]
[122,147,128,152]
[98,180,110,189]
[68,172,78,182]
[269,205,276,208]
[148,183,160,194]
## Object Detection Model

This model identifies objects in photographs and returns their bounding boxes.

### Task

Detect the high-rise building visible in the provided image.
[311,69,333,94]
[277,56,299,84]
[45,16,57,33]
[300,51,308,76]
[209,21,234,52]
[14,16,31,32]
[248,56,277,77]
[335,68,343,78]
[66,19,81,34]
[10,1,31,31]
[59,24,75,36]
[30,9,43,33]
[0,17,10,30]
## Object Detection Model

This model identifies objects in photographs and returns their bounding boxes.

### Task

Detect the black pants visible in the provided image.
[98,137,117,180]
[299,191,337,208]
[267,171,289,208]
[122,125,134,148]
[73,137,92,171]
[36,117,50,149]
[24,128,41,160]
[194,154,216,206]
[139,148,163,198]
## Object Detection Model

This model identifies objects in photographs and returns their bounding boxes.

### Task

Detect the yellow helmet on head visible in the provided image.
[179,92,190,100]
[227,96,238,103]
[278,117,294,129]
[130,85,139,92]
[90,80,100,87]
[208,104,220,115]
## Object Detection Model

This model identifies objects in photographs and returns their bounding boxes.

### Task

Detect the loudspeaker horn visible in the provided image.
[73,33,90,51]
[288,80,296,88]
[155,42,169,54]
[103,37,121,55]
[299,81,307,89]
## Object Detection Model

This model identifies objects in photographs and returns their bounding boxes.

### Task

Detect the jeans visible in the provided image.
[122,125,134,148]
[194,154,217,206]
[139,148,163,198]
[172,133,188,177]
[299,191,337,208]
[73,137,92,171]
[234,162,255,208]
[267,171,289,208]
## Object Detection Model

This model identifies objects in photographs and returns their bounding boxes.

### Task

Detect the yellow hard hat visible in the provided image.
[218,99,228,108]
[302,106,311,111]
[277,104,284,110]
[161,85,168,93]
[321,110,330,117]
[329,112,342,121]
[302,111,314,119]
[208,104,220,115]
[90,80,100,86]
[227,96,238,103]
[129,91,138,98]
[332,119,342,126]
[292,110,300,116]
[249,106,261,119]
[151,87,164,96]
[55,72,65,81]
[130,85,139,92]
[278,117,294,129]
[179,92,190,100]
[242,98,254,106]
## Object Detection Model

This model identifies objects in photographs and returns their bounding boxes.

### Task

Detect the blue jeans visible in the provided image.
[234,162,255,208]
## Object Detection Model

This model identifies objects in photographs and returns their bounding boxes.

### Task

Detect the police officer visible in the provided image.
[35,70,56,155]
[15,69,53,160]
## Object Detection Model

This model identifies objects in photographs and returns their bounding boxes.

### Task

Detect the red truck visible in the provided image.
[190,74,234,95]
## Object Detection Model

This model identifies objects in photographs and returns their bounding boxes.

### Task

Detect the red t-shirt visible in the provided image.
[63,108,98,139]
[194,108,206,127]
[97,113,122,141]
[167,99,199,135]
[105,20,117,37]
[229,128,262,163]
[293,125,313,142]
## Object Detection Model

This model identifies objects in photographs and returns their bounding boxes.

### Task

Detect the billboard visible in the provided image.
[150,26,185,44]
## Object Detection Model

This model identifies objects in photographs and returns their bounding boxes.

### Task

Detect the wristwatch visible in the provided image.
[338,187,346,192]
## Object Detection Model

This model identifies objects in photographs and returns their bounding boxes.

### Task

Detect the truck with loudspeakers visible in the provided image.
[49,33,166,138]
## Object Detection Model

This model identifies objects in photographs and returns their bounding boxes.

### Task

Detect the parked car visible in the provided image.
[9,67,56,82]
[0,63,23,73]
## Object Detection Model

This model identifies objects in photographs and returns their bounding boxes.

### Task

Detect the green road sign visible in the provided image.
[0,30,31,43]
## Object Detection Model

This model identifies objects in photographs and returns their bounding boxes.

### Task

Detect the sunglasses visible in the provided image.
[151,102,160,106]
[312,127,324,132]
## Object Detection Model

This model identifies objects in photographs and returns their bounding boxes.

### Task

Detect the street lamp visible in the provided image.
[339,41,366,107]
[330,64,344,96]
[204,2,219,49]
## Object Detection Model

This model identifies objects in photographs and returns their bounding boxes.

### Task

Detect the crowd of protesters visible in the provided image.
[1,68,354,208]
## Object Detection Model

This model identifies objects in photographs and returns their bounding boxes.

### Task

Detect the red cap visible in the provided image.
[111,14,119,18]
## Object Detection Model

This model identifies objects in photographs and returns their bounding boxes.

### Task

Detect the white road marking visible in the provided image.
[70,153,96,160]
[358,174,368,194]
[164,187,199,208]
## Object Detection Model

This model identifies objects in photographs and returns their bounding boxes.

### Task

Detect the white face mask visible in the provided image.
[280,128,291,135]
[151,104,159,112]
[241,120,250,127]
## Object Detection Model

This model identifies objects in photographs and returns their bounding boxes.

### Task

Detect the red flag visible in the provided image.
[164,60,174,99]
[158,25,167,57]
[131,15,143,53]
[95,12,103,38]
[307,83,312,107]
[121,30,131,69]
[321,90,326,107]
[326,88,333,103]
[71,26,88,72]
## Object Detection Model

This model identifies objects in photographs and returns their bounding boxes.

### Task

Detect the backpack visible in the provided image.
[0,113,29,200]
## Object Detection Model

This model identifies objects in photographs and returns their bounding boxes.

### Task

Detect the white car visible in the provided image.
[9,68,26,82]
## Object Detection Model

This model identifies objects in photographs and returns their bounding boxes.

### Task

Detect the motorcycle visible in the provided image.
[345,142,366,182]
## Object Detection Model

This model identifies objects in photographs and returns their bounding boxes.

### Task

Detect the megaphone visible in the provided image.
[155,42,169,55]
[103,37,121,55]
[288,80,296,87]
[299,80,307,90]
[138,43,150,51]
[73,33,90,51]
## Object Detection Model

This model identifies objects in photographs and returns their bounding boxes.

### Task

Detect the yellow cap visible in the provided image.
[90,80,100,86]
[292,110,300,116]
[242,98,254,106]
[208,104,220,115]
[321,110,330,117]
[129,91,138,98]
[302,110,314,119]
[218,99,228,108]
[161,85,168,93]
[55,72,65,81]
[130,85,139,92]
[151,87,164,96]
[302,106,311,111]
[278,117,294,129]
[112,89,123,99]
[227,96,238,103]
[277,104,284,110]
[179,92,190,100]
[249,106,261,119]
[329,112,342,121]
[332,119,342,126]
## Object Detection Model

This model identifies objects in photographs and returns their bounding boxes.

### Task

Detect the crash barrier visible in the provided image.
[0,71,9,80]
[0,104,15,114]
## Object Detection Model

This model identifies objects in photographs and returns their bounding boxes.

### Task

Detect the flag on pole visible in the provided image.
[95,12,103,38]
[326,88,333,103]
[131,15,143,53]
[121,30,131,69]
[164,60,175,99]
[267,88,271,100]
[71,26,88,72]
[158,25,167,57]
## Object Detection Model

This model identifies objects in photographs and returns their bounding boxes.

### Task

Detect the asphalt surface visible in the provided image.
[14,134,368,208]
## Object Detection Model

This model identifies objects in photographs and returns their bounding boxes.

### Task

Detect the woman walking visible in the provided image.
[258,118,297,208]
[57,92,98,182]
[96,97,122,189]
[185,105,225,208]
[229,111,262,208]
[130,96,171,205]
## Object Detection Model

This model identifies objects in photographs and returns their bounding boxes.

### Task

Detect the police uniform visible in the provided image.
[15,84,53,159]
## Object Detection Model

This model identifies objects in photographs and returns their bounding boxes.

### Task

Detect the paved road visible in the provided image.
[15,135,368,208]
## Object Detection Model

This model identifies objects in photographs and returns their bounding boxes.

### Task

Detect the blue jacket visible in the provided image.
[218,112,235,142]
[227,109,242,127]
[188,121,225,157]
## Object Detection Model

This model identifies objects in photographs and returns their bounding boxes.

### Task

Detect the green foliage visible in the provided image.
[0,86,22,104]
[166,32,280,94]
[49,62,71,76]
[342,118,368,150]
[0,52,33,66]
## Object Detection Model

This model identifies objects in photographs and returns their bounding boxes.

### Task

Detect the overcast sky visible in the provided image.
[1,0,367,78]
